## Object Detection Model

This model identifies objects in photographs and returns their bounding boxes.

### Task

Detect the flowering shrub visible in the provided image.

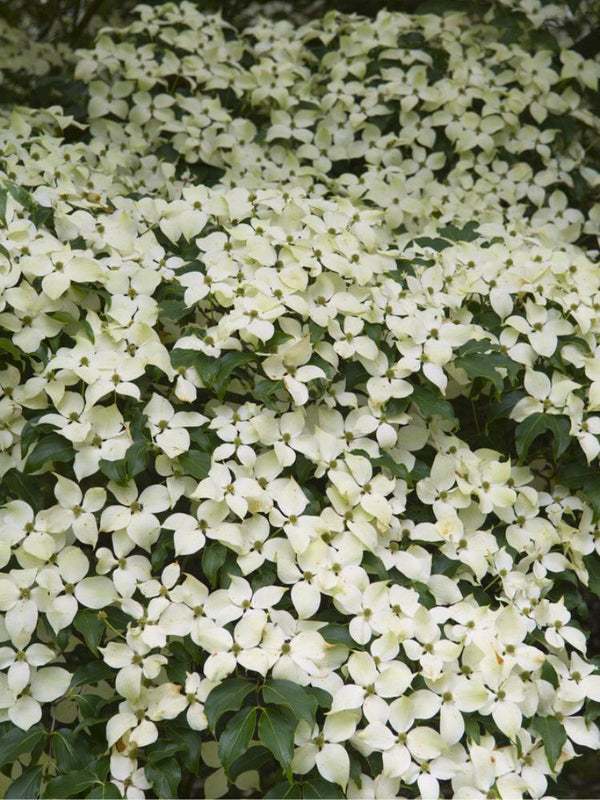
[0,1,600,797]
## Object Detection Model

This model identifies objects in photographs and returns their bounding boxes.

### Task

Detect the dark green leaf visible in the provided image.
[229,745,271,781]
[258,706,296,769]
[533,716,567,770]
[98,458,128,485]
[304,686,333,709]
[43,769,98,798]
[170,348,201,369]
[0,725,46,768]
[319,623,356,649]
[262,679,317,726]
[218,706,257,772]
[254,378,284,410]
[455,348,517,396]
[204,678,256,732]
[166,726,203,773]
[541,659,559,689]
[0,337,24,364]
[73,610,105,655]
[485,390,526,429]
[178,450,211,480]
[5,181,33,211]
[412,236,452,251]
[5,765,43,799]
[145,757,181,799]
[557,459,596,489]
[85,783,122,799]
[48,310,78,325]
[264,782,302,799]
[202,542,228,587]
[584,555,600,597]
[583,475,600,517]
[464,717,481,745]
[438,221,480,242]
[158,299,190,321]
[145,740,186,763]
[75,694,109,724]
[70,660,113,688]
[515,413,571,461]
[213,351,255,399]
[125,439,149,479]
[0,189,7,225]
[308,320,326,343]
[411,385,455,421]
[52,729,94,772]
[302,778,345,798]
[2,468,45,512]
[24,434,74,473]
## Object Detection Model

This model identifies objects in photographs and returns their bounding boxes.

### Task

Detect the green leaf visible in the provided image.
[178,450,211,480]
[166,726,203,773]
[412,235,452,251]
[584,554,600,597]
[557,459,596,489]
[85,783,122,799]
[464,717,481,745]
[98,458,128,485]
[455,345,517,396]
[73,610,105,655]
[485,390,526,429]
[308,320,326,343]
[0,189,7,225]
[5,766,43,799]
[44,770,98,799]
[4,181,33,211]
[53,729,95,772]
[24,434,74,473]
[213,351,255,399]
[204,678,256,732]
[541,659,559,689]
[354,449,412,482]
[262,679,317,726]
[125,439,148,479]
[145,757,181,799]
[533,716,567,771]
[2,468,45,512]
[158,299,190,321]
[0,336,24,364]
[218,706,257,772]
[258,706,296,770]
[74,694,110,726]
[264,782,303,799]
[515,413,571,461]
[254,378,284,410]
[229,745,271,781]
[70,660,113,688]
[44,769,98,798]
[319,623,356,649]
[145,740,186,763]
[0,725,46,768]
[202,542,228,587]
[411,385,455,421]
[304,686,333,709]
[438,221,480,242]
[583,475,600,517]
[302,778,345,799]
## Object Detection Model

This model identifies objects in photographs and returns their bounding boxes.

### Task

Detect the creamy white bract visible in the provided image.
[0,1,599,798]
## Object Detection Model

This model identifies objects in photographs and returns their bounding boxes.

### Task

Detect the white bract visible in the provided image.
[0,1,599,798]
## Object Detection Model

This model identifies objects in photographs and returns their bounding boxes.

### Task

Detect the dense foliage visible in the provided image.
[0,0,599,797]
